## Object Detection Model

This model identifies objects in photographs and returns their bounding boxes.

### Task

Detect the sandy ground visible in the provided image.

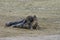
[0,0,60,38]
[0,35,60,40]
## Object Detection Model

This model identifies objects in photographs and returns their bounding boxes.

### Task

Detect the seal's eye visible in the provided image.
[34,15,37,18]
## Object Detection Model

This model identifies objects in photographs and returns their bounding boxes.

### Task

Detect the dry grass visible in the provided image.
[0,0,60,37]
